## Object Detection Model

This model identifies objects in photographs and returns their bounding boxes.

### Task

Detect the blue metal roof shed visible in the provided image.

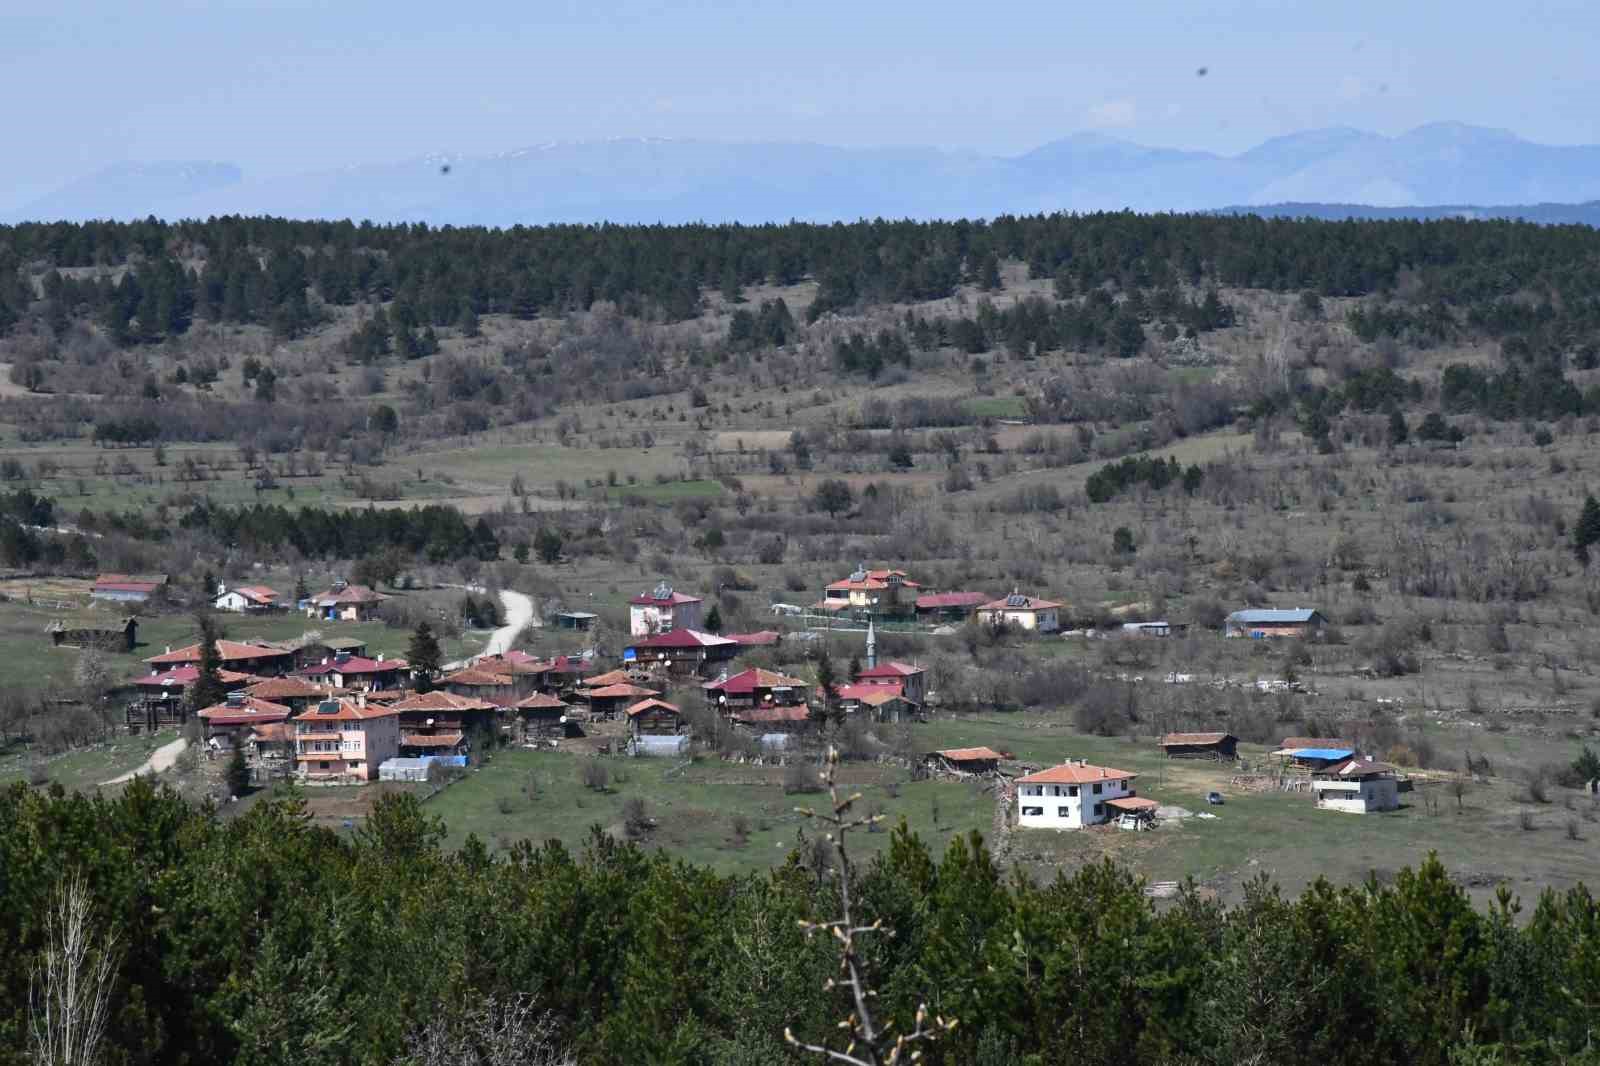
[1289,748,1355,761]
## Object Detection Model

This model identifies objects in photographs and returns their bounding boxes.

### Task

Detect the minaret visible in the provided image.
[866,618,877,670]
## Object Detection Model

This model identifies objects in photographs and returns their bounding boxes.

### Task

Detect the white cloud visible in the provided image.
[1084,98,1138,129]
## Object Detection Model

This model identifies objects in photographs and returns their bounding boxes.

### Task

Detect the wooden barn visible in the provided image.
[1158,732,1239,761]
[924,746,1007,775]
[48,614,137,652]
[626,698,684,738]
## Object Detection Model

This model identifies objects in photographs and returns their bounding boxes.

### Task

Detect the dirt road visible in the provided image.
[484,588,537,656]
[101,736,188,786]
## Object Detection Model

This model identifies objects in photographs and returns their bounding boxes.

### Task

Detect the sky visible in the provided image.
[5,0,1600,211]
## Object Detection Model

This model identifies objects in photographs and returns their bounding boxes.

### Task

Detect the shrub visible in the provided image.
[622,797,651,839]
[729,813,750,846]
[1528,772,1550,804]
[495,796,516,815]
[1567,817,1582,841]
[784,762,823,794]
[580,761,609,792]
[1519,811,1537,831]
[25,760,48,787]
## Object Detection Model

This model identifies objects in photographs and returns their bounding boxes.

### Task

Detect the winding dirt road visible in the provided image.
[101,736,189,786]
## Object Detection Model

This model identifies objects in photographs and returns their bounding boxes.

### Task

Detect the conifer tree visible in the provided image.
[407,622,442,693]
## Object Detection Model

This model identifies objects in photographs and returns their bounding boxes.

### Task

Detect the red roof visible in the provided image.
[916,592,991,610]
[292,699,398,723]
[134,665,256,689]
[301,656,408,676]
[580,669,637,688]
[230,586,279,604]
[586,683,661,700]
[197,696,292,726]
[704,668,808,696]
[628,590,702,606]
[146,640,294,666]
[389,691,498,712]
[725,630,781,646]
[250,722,292,743]
[1017,763,1138,785]
[246,676,330,701]
[933,746,1005,762]
[835,681,902,702]
[401,732,465,749]
[516,693,569,710]
[734,705,812,724]
[1104,796,1160,812]
[856,661,923,679]
[628,629,737,650]
[980,594,1063,612]
[625,698,681,717]
[440,667,514,686]
[94,579,163,594]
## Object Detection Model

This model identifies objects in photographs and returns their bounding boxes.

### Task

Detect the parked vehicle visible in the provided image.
[1206,791,1225,805]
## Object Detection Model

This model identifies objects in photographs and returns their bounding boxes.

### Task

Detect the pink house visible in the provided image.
[628,582,704,636]
[292,696,401,782]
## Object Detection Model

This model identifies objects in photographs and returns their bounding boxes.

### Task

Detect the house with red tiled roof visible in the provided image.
[724,629,782,647]
[146,639,295,676]
[703,667,808,712]
[1016,760,1151,829]
[925,746,1007,774]
[514,692,574,739]
[625,698,684,739]
[292,696,401,782]
[628,582,703,637]
[976,591,1063,633]
[244,676,332,713]
[196,692,293,746]
[853,661,927,706]
[214,584,281,613]
[914,591,991,624]
[730,704,812,733]
[297,651,410,692]
[819,566,921,618]
[91,573,167,604]
[584,682,661,720]
[305,583,389,622]
[624,629,740,676]
[388,690,501,755]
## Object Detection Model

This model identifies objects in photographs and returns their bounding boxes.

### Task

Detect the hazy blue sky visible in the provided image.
[5,0,1599,209]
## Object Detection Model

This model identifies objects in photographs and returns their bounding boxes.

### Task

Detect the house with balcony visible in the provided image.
[389,689,501,758]
[853,661,927,707]
[293,696,401,782]
[703,667,809,713]
[629,583,704,637]
[1015,760,1155,829]
[624,629,740,677]
[297,652,410,692]
[196,692,294,749]
[146,638,295,677]
[1312,758,1402,813]
[243,676,332,714]
[817,566,921,619]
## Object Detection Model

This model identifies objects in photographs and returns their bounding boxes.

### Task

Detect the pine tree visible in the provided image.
[811,651,838,729]
[703,604,723,633]
[189,613,227,713]
[1388,408,1409,446]
[226,747,251,797]
[847,655,862,682]
[1575,495,1600,565]
[407,622,442,693]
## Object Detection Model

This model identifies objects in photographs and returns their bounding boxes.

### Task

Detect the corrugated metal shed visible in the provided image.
[1227,609,1320,624]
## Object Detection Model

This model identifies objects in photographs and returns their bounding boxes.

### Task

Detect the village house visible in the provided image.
[1015,760,1156,829]
[292,636,369,669]
[730,704,812,734]
[305,583,389,622]
[914,591,992,625]
[90,573,167,605]
[925,747,1006,775]
[976,591,1063,633]
[462,654,548,699]
[703,667,809,712]
[247,722,294,766]
[1158,732,1239,761]
[439,665,519,705]
[624,628,740,676]
[584,682,662,720]
[196,692,293,751]
[131,664,258,728]
[515,692,575,740]
[214,584,280,613]
[146,638,296,677]
[853,660,928,707]
[292,696,401,782]
[1121,621,1180,638]
[47,614,137,652]
[243,676,331,713]
[626,698,685,739]
[388,690,501,759]
[1224,608,1328,639]
[1312,758,1402,813]
[817,566,921,619]
[725,630,782,649]
[297,651,410,692]
[628,583,704,636]
[834,684,918,723]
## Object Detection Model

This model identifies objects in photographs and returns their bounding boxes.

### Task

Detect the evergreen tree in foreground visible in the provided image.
[407,621,442,693]
[1575,494,1600,565]
[187,612,226,712]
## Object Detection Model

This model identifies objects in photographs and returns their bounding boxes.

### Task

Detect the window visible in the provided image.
[1021,806,1043,817]
[1024,785,1042,797]
[1093,783,1102,794]
[1057,807,1071,818]
[1094,803,1105,817]
[1068,785,1078,797]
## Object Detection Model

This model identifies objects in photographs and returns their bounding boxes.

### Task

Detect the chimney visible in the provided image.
[377,653,384,662]
[357,692,366,708]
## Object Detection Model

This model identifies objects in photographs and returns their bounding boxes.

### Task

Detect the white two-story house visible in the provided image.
[1016,760,1145,829]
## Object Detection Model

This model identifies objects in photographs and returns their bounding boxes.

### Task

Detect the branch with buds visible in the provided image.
[785,747,956,1066]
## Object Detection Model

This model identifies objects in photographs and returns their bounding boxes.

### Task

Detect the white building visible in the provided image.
[214,584,280,613]
[1312,759,1401,813]
[628,582,704,637]
[1015,760,1152,829]
[977,591,1063,633]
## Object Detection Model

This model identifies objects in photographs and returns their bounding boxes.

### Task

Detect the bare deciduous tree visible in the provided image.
[786,747,956,1066]
[29,875,120,1066]
[394,995,573,1066]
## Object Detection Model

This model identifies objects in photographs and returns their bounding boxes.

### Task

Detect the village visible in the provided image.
[34,560,1426,872]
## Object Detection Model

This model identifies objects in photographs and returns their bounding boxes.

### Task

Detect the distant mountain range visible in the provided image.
[10,122,1600,227]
